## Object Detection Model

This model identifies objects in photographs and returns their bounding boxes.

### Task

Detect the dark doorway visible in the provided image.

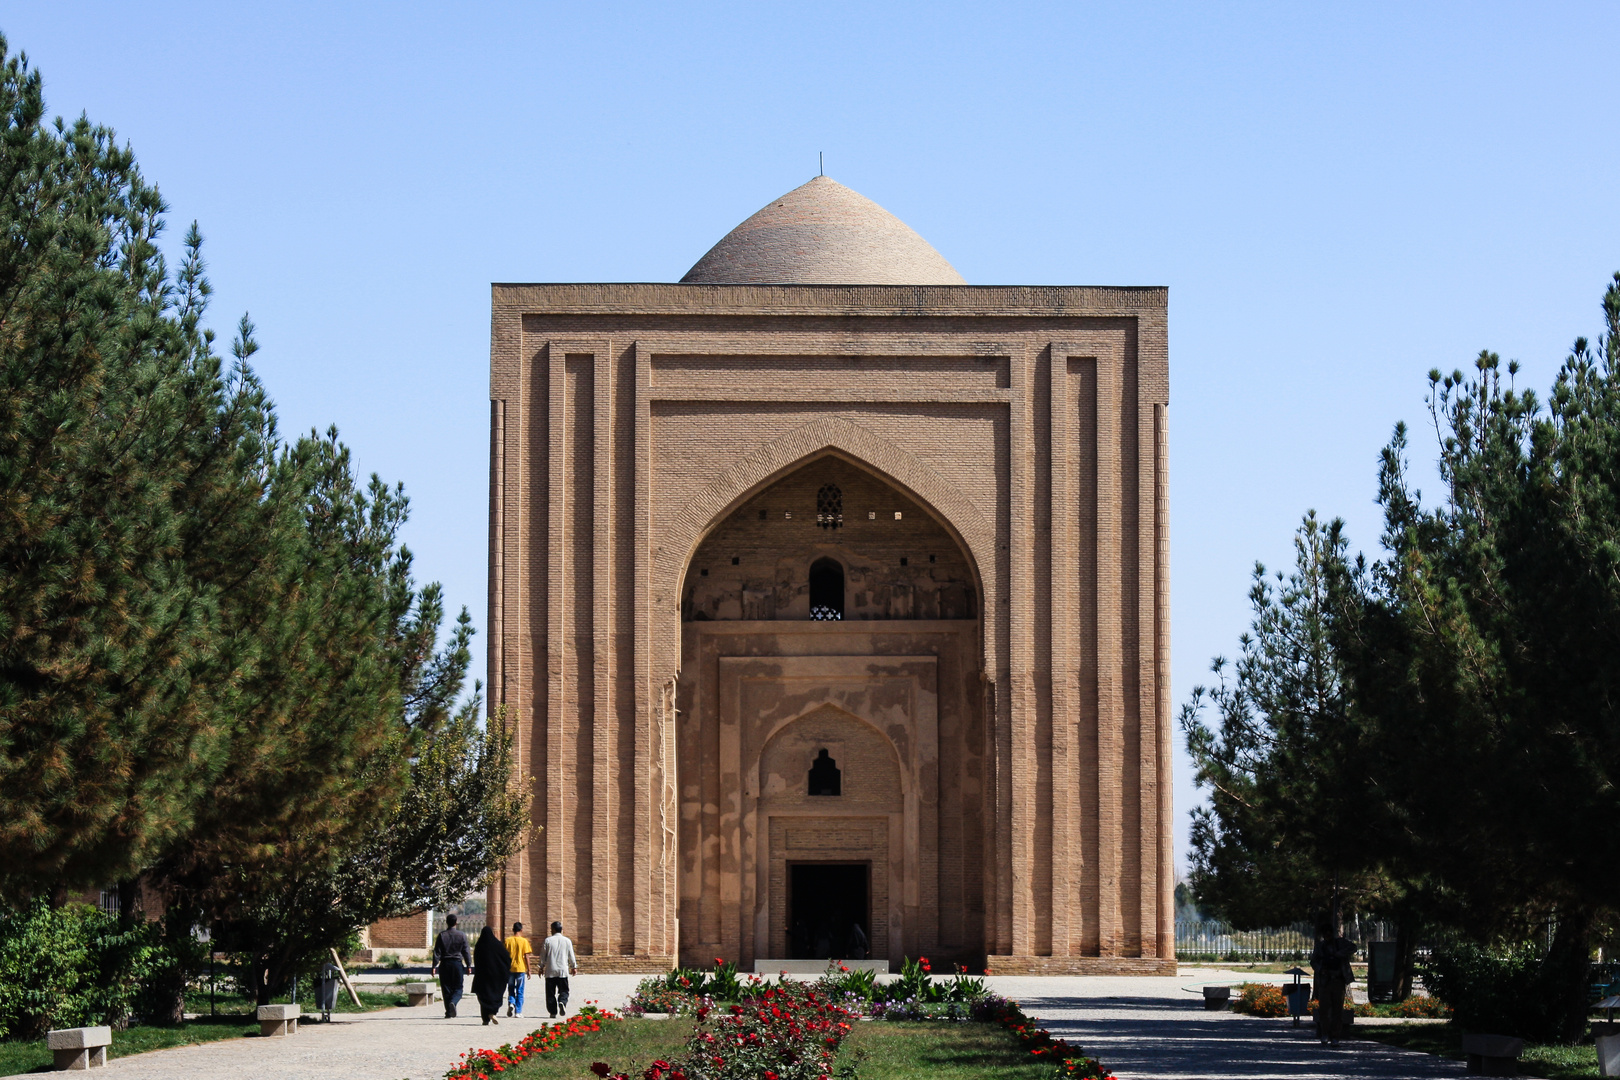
[809,558,844,620]
[789,863,869,960]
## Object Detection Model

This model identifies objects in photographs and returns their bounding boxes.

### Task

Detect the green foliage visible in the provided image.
[0,35,289,897]
[1180,513,1395,928]
[1188,271,1620,1042]
[1422,941,1568,1042]
[0,901,163,1040]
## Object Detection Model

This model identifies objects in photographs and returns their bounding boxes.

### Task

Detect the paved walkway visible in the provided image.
[2,968,1476,1080]
[989,972,1470,1080]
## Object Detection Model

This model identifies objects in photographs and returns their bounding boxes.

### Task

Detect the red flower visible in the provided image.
[590,1065,612,1078]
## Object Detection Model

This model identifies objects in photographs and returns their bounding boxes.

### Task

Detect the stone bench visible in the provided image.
[1461,1033,1524,1076]
[405,982,437,1007]
[257,1003,300,1037]
[47,1027,110,1071]
[1202,985,1231,1010]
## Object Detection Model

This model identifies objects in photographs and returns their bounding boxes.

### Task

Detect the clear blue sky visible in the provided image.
[10,2,1619,875]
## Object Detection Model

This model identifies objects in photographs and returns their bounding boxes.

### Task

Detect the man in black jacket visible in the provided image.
[431,913,473,1018]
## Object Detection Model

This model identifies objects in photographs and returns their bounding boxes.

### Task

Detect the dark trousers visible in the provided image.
[438,961,465,1015]
[1317,976,1347,1041]
[545,976,570,1017]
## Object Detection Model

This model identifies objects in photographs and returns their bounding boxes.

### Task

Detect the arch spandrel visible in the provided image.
[653,416,999,675]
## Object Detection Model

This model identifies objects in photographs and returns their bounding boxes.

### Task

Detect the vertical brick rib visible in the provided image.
[592,349,616,952]
[632,342,652,955]
[1155,402,1174,957]
[544,344,568,938]
[1008,344,1035,957]
[1074,357,1099,956]
[1094,354,1122,957]
[488,397,509,933]
[1135,356,1157,956]
[1047,349,1073,958]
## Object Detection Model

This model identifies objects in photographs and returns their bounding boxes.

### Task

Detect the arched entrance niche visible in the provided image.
[675,454,984,970]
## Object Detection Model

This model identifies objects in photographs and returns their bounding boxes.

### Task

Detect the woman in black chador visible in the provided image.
[472,926,512,1025]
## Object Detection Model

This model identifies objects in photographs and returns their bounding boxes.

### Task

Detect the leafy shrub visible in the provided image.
[1232,982,1288,1017]
[376,952,404,969]
[1424,942,1563,1042]
[0,901,163,1040]
[1391,994,1451,1019]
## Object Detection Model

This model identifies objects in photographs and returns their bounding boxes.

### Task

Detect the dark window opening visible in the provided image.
[900,557,908,566]
[808,749,841,796]
[759,509,768,520]
[809,557,844,620]
[929,554,936,563]
[700,568,708,576]
[731,556,740,565]
[816,484,843,530]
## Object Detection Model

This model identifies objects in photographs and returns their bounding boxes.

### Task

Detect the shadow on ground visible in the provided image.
[1028,999,1470,1079]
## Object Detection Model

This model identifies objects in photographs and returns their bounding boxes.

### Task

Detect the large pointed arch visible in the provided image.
[653,416,997,622]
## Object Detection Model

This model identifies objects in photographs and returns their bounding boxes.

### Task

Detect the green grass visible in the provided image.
[502,1017,692,1078]
[841,1021,1060,1080]
[0,1015,257,1076]
[1354,1022,1601,1079]
[500,1017,1075,1080]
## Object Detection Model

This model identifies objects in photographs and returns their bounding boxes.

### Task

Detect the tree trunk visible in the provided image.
[1544,911,1594,1045]
[1394,913,1417,1000]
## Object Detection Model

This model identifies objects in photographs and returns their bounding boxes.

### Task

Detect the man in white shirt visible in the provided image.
[540,920,577,1018]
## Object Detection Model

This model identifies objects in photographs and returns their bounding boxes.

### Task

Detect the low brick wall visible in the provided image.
[987,955,1178,976]
[369,911,431,950]
[574,955,676,975]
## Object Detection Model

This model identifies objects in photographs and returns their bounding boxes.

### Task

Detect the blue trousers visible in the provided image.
[508,972,526,1014]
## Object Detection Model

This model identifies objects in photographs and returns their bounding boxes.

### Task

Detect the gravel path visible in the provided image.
[2,968,1475,1080]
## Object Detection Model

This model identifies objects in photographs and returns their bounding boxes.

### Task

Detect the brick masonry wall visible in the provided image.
[487,284,1170,973]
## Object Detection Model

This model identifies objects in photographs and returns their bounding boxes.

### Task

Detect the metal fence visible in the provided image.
[432,910,487,939]
[1175,917,1396,962]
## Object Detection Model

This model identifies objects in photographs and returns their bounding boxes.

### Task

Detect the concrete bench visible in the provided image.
[47,1027,110,1071]
[1461,1033,1524,1076]
[257,1003,300,1037]
[1201,985,1231,1010]
[405,982,437,1007]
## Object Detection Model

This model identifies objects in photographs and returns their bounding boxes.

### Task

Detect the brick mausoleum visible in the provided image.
[486,176,1173,975]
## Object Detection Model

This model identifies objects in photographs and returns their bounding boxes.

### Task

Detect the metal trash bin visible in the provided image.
[314,964,341,1022]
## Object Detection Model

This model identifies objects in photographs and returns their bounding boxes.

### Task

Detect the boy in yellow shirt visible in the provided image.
[503,922,533,1017]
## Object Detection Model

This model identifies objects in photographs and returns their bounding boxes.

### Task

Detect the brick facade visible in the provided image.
[488,283,1173,974]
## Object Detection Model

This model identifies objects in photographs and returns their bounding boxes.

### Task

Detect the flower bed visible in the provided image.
[591,980,854,1080]
[1232,982,1289,1018]
[445,1005,618,1080]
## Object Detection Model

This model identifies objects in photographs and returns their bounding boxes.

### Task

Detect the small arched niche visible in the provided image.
[808,748,842,795]
[682,455,978,622]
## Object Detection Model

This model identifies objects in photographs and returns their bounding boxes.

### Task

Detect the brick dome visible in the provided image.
[681,176,966,285]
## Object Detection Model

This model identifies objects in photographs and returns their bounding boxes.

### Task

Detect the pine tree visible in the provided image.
[0,37,285,898]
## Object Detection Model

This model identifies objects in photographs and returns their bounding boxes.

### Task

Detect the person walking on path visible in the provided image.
[471,926,511,1026]
[1310,915,1356,1047]
[540,921,577,1019]
[504,922,533,1017]
[431,914,472,1018]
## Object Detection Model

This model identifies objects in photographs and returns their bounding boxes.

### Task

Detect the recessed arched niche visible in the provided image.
[682,456,977,622]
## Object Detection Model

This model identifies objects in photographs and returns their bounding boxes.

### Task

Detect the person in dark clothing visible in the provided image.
[432,913,472,1018]
[1310,915,1356,1047]
[471,926,511,1026]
